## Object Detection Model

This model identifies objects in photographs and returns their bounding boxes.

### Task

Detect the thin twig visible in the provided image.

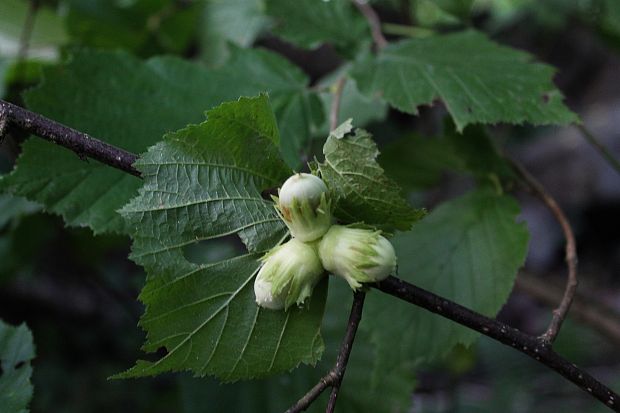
[329,77,347,132]
[286,291,366,413]
[325,291,365,412]
[0,100,140,177]
[16,0,40,84]
[509,158,578,344]
[576,124,620,176]
[352,0,388,50]
[374,276,620,411]
[516,273,620,347]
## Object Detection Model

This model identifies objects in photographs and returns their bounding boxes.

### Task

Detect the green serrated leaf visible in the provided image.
[0,47,322,234]
[213,46,325,167]
[265,0,369,55]
[0,320,36,413]
[122,94,290,261]
[317,126,424,231]
[351,30,579,131]
[117,253,327,382]
[178,279,413,413]
[364,189,529,386]
[119,95,327,381]
[1,49,209,235]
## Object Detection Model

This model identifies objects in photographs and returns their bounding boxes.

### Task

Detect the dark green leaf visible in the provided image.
[381,134,466,190]
[209,46,325,168]
[0,195,40,229]
[364,189,528,384]
[201,0,269,66]
[265,0,369,54]
[351,30,578,131]
[65,0,200,55]
[446,124,515,183]
[382,124,514,191]
[179,280,414,413]
[0,320,35,413]
[0,48,321,234]
[414,0,471,26]
[118,95,327,381]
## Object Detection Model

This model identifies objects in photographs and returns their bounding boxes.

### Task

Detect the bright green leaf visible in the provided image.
[265,0,369,55]
[364,189,529,385]
[0,320,35,413]
[118,95,327,381]
[351,30,578,131]
[317,124,424,231]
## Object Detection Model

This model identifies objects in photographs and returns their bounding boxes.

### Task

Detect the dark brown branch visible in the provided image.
[516,273,620,347]
[509,159,578,344]
[286,291,366,413]
[0,100,140,177]
[373,276,620,411]
[329,77,347,132]
[2,98,619,413]
[0,105,7,138]
[325,290,365,412]
[352,0,388,50]
[576,124,620,176]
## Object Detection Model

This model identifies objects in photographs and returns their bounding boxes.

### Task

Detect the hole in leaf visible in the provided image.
[182,236,242,265]
[14,361,25,370]
[261,186,278,201]
[156,347,168,358]
[138,347,169,363]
